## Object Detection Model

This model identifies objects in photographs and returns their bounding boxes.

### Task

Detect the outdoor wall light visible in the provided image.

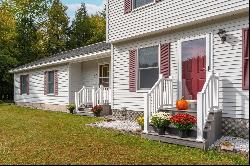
[217,29,227,43]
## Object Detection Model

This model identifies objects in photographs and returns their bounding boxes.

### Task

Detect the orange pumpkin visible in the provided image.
[176,97,189,110]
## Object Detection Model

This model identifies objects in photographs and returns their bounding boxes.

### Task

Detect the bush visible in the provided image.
[151,112,171,129]
[136,116,144,127]
[67,104,76,114]
[91,105,103,115]
[170,114,196,131]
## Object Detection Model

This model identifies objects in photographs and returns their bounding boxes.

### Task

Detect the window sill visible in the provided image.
[47,94,55,96]
[132,2,156,13]
[136,89,150,93]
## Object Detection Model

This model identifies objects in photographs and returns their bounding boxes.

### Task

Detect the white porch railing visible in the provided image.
[144,74,174,133]
[75,85,111,111]
[196,72,219,142]
[94,85,112,106]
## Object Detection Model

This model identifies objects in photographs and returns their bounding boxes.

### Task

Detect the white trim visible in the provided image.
[110,44,114,108]
[132,0,156,12]
[10,50,111,73]
[106,0,109,43]
[178,33,213,99]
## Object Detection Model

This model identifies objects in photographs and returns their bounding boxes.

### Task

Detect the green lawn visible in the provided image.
[0,104,248,165]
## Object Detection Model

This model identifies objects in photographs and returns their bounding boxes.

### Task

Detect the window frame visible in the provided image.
[132,0,156,11]
[47,70,55,95]
[98,63,110,87]
[136,45,160,91]
[20,75,28,95]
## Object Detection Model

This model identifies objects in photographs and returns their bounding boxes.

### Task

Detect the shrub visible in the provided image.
[170,114,196,131]
[136,116,144,127]
[91,105,103,115]
[151,112,171,129]
[67,104,76,114]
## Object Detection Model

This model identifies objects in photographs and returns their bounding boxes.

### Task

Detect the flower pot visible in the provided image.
[157,128,166,135]
[178,130,190,138]
[165,126,171,134]
[94,112,101,117]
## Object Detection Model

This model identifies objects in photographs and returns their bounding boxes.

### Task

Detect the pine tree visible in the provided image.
[47,0,69,55]
[68,3,92,49]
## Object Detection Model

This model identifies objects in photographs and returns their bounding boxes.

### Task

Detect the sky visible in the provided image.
[62,0,105,21]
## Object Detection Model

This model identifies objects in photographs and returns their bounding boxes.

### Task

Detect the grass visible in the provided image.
[0,103,248,165]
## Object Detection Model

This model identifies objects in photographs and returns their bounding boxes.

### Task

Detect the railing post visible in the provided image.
[92,86,95,107]
[143,93,149,133]
[75,92,78,111]
[159,75,163,109]
[169,76,173,107]
[196,93,204,142]
[100,85,104,105]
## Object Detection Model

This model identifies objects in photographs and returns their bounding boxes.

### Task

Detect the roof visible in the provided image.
[10,42,111,73]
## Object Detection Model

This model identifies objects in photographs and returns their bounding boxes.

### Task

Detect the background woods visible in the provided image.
[0,0,106,101]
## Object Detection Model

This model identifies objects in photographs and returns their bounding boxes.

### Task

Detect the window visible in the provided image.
[133,0,154,9]
[48,71,55,94]
[138,45,159,89]
[20,75,28,94]
[99,64,109,87]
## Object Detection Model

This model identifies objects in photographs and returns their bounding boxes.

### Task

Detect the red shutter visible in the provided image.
[124,0,132,14]
[44,71,48,95]
[20,75,22,95]
[26,75,29,95]
[54,70,59,96]
[129,49,137,92]
[160,43,171,78]
[242,28,249,90]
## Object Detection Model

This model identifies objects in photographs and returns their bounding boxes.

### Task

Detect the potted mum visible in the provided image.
[170,114,196,138]
[91,105,103,117]
[150,112,171,135]
[136,116,144,131]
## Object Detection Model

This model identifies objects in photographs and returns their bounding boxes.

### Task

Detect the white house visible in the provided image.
[10,0,249,149]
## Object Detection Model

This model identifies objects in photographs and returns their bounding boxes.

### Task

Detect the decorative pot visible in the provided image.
[157,127,166,135]
[178,130,190,138]
[94,112,101,117]
[165,126,171,134]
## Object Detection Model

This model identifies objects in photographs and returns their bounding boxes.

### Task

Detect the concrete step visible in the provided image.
[142,132,207,150]
[148,125,209,139]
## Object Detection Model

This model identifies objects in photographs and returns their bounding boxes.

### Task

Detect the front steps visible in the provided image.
[143,102,222,150]
[142,132,208,150]
[75,107,95,117]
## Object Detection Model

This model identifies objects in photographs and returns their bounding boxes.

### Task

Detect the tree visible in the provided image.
[47,0,69,55]
[68,3,92,49]
[88,14,106,44]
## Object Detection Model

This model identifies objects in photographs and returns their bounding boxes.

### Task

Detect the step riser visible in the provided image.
[148,125,208,139]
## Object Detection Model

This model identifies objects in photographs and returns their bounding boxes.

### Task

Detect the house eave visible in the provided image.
[10,50,111,74]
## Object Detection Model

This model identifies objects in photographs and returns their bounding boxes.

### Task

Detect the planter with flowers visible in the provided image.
[150,112,172,135]
[170,114,196,138]
[136,116,144,131]
[91,105,103,117]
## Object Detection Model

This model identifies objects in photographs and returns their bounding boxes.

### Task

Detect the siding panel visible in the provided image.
[14,65,69,105]
[108,0,249,42]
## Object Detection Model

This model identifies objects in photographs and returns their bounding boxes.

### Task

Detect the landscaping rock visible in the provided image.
[209,136,249,155]
[86,119,141,133]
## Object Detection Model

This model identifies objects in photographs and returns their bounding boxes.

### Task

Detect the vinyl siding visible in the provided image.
[107,0,249,42]
[14,64,69,105]
[112,16,249,119]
